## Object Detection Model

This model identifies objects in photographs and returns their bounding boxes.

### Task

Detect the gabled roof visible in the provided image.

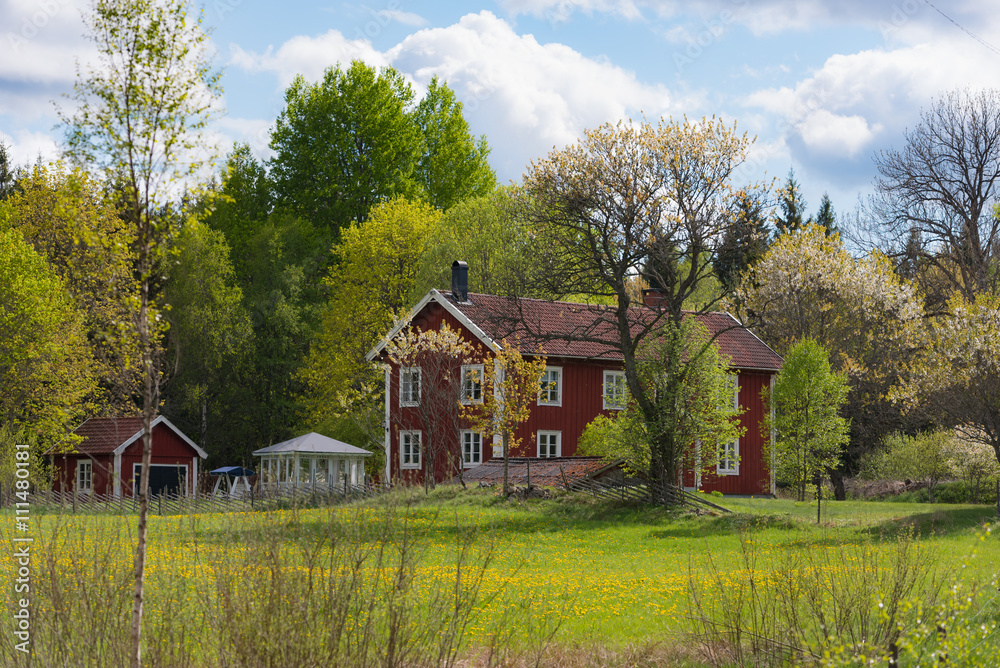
[54,416,208,458]
[369,289,782,372]
[252,432,372,457]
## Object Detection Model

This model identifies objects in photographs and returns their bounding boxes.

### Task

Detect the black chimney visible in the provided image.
[451,260,468,302]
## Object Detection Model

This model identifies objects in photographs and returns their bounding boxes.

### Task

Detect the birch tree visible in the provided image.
[59,1,220,664]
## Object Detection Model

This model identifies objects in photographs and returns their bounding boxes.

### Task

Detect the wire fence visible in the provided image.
[561,474,733,513]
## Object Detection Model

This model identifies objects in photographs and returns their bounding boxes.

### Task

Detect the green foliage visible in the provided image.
[300,198,440,450]
[270,61,423,232]
[204,143,272,278]
[0,226,94,448]
[162,217,252,451]
[861,431,952,500]
[4,162,140,414]
[738,225,923,469]
[413,75,497,210]
[773,167,811,236]
[814,191,838,235]
[767,338,850,501]
[713,186,771,293]
[269,62,495,237]
[411,186,548,300]
[580,318,743,478]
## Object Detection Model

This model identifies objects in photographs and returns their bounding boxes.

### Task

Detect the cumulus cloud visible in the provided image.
[229,11,684,179]
[744,37,1000,187]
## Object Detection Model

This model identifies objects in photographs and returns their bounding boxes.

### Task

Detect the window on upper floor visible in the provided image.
[460,364,484,404]
[603,370,627,410]
[538,366,562,406]
[400,367,421,407]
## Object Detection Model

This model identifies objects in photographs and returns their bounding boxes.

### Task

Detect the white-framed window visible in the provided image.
[537,431,561,458]
[399,367,421,407]
[400,431,421,469]
[461,364,484,404]
[538,366,562,406]
[77,460,93,494]
[603,370,627,410]
[461,430,482,468]
[718,440,739,475]
[717,373,740,475]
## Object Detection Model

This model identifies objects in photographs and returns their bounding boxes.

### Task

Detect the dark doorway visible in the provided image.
[133,465,185,496]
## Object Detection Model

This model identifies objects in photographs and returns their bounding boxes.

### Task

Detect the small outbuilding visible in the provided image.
[253,432,372,491]
[49,416,207,498]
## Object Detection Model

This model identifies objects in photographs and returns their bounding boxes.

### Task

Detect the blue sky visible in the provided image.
[2,0,999,220]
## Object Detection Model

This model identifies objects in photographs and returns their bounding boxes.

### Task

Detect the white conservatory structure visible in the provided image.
[253,432,371,491]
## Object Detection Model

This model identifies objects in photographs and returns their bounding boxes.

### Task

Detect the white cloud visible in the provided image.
[0,128,60,166]
[499,0,643,23]
[229,11,684,179]
[228,31,389,87]
[379,9,427,27]
[744,37,1000,185]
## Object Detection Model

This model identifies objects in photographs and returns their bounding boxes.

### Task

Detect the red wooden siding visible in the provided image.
[52,422,201,496]
[120,424,200,495]
[381,298,776,495]
[698,371,773,496]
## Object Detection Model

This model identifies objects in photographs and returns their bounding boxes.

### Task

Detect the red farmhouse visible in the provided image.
[49,416,207,497]
[368,263,782,496]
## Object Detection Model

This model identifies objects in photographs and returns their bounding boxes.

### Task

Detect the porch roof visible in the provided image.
[252,432,372,457]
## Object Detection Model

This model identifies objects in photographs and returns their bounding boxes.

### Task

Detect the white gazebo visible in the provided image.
[253,433,372,491]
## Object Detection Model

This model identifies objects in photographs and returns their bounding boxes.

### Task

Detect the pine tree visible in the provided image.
[774,168,811,237]
[815,192,838,236]
[714,188,771,293]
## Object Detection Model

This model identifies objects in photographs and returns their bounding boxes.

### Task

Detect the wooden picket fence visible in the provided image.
[8,482,386,516]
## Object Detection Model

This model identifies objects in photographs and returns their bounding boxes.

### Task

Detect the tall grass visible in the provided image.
[1,495,558,667]
[687,520,1000,666]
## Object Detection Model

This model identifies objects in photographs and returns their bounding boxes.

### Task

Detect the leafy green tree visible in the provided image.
[860,430,951,502]
[58,0,221,663]
[767,338,850,503]
[524,116,757,492]
[5,162,140,414]
[414,76,497,210]
[0,140,17,200]
[895,290,1000,468]
[300,197,440,447]
[162,218,251,451]
[204,143,272,278]
[736,225,923,496]
[774,168,811,236]
[269,61,423,233]
[579,318,743,484]
[814,192,838,236]
[410,186,548,301]
[0,226,94,449]
[714,186,771,293]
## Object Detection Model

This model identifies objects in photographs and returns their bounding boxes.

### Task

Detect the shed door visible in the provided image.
[133,465,186,496]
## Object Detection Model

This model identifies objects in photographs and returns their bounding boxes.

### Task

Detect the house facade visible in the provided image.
[49,416,207,497]
[367,263,782,495]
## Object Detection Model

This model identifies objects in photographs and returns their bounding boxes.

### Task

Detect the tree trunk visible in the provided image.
[130,263,156,668]
[502,433,509,497]
[827,466,846,501]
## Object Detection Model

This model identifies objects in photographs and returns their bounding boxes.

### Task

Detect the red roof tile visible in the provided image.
[63,417,144,455]
[444,291,782,371]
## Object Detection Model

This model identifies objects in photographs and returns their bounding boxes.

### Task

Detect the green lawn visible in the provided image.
[2,488,998,666]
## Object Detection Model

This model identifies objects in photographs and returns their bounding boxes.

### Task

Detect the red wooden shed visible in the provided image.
[367,263,783,496]
[49,416,207,497]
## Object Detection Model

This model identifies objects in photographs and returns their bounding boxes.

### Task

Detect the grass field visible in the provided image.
[2,487,998,666]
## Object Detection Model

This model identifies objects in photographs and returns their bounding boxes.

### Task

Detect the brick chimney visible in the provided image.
[451,260,468,302]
